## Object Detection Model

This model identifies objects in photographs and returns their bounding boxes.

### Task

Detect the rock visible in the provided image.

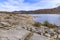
[44,33,51,37]
[52,35,57,39]
[0,13,59,40]
[58,34,60,39]
[0,29,31,40]
[29,33,49,40]
[58,30,60,34]
[0,37,8,40]
[0,22,11,27]
[0,24,4,28]
[49,28,54,32]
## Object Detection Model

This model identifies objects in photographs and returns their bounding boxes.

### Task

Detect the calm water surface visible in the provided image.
[29,14,60,26]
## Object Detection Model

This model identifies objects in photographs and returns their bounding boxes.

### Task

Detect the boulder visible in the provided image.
[0,29,31,40]
[44,33,51,37]
[58,34,60,39]
[29,33,49,40]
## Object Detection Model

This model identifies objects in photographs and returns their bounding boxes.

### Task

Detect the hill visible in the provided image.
[14,6,60,14]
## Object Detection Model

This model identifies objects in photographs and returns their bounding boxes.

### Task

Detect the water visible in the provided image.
[29,14,60,26]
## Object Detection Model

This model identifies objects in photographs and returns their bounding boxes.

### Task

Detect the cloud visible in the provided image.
[32,0,60,8]
[0,0,60,11]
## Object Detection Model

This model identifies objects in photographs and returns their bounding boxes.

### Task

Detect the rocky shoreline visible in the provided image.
[0,13,60,40]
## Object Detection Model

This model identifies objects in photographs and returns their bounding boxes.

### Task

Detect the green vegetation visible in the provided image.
[43,21,57,28]
[43,21,49,26]
[33,21,57,28]
[9,14,13,16]
[33,22,41,27]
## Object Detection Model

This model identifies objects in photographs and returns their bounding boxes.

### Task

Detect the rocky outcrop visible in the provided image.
[0,13,59,40]
[0,13,35,40]
[0,29,31,40]
[0,13,34,29]
[29,33,49,40]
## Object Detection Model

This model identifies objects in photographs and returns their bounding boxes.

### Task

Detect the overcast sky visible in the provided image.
[0,0,60,11]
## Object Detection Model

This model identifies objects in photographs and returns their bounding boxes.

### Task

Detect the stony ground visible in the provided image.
[0,13,59,40]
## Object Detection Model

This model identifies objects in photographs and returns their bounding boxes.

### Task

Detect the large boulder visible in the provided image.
[0,29,31,40]
[29,33,49,40]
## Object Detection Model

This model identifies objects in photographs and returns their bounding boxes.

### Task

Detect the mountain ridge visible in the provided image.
[0,6,60,14]
[13,6,60,14]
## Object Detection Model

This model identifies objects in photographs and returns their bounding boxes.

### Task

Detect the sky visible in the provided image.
[0,0,60,11]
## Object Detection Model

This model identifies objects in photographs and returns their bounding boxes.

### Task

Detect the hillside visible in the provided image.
[14,6,60,14]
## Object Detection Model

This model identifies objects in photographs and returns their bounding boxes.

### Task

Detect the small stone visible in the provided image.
[44,33,51,37]
[58,34,60,38]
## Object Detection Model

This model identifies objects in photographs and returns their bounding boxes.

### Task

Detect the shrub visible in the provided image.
[43,21,57,28]
[51,24,57,28]
[9,14,12,16]
[43,21,50,26]
[33,22,41,27]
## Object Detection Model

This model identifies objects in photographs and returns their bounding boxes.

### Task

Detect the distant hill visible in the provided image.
[14,6,60,14]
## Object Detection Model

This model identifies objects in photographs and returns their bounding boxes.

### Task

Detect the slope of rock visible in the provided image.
[0,13,34,40]
[0,13,34,30]
[0,29,31,40]
[0,13,52,40]
[29,33,49,40]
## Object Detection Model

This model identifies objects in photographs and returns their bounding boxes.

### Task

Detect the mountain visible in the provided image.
[14,6,60,14]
